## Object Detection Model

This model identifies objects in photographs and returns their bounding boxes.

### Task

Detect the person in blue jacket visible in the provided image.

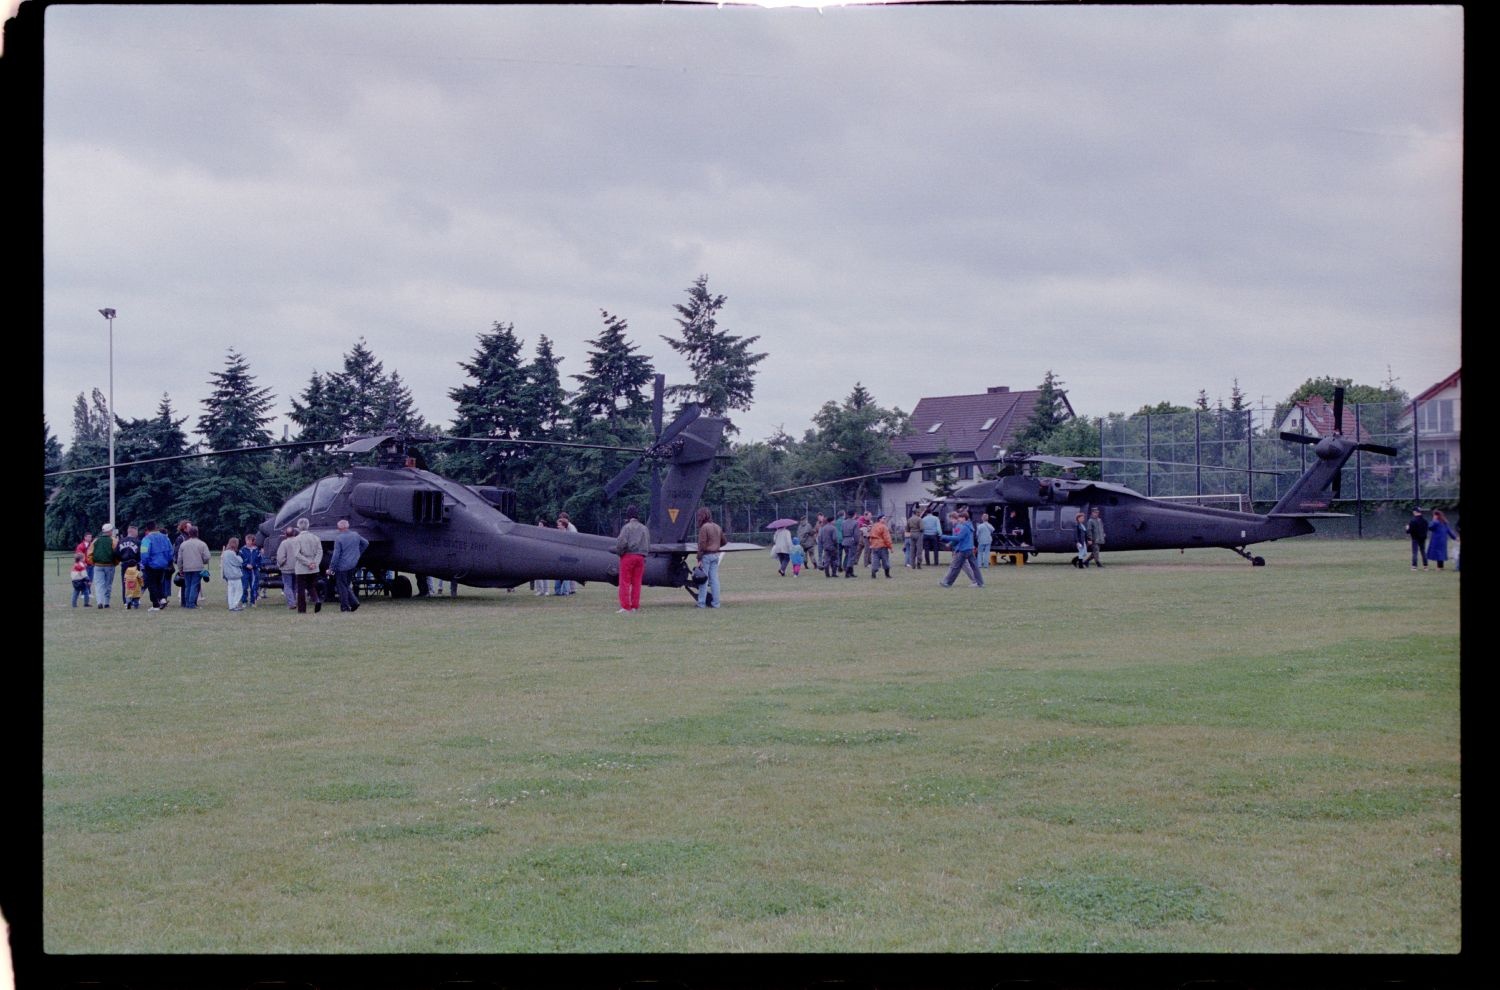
[239,533,263,607]
[938,511,984,588]
[138,520,176,610]
[327,519,370,612]
[1426,510,1457,570]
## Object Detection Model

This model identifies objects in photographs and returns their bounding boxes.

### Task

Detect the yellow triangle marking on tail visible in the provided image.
[668,508,679,523]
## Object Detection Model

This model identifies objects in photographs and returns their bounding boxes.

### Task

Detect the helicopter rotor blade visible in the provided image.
[449,435,648,455]
[652,373,664,437]
[1357,442,1399,458]
[653,402,702,448]
[600,402,704,500]
[602,456,645,500]
[42,437,338,479]
[1280,432,1319,445]
[1333,387,1345,435]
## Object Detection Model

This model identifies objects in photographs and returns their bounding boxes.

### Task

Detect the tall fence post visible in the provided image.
[1144,414,1153,497]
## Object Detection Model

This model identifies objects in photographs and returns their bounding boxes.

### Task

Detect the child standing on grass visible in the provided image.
[70,553,91,607]
[222,537,245,612]
[123,564,143,609]
[789,542,805,576]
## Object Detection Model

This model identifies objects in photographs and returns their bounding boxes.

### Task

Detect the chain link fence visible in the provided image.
[711,400,1460,543]
[1098,400,1460,535]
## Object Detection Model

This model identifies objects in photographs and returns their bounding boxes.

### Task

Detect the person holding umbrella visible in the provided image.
[766,518,797,576]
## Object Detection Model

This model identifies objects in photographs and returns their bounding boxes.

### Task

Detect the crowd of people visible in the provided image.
[790,505,1012,588]
[63,501,1457,617]
[64,516,370,614]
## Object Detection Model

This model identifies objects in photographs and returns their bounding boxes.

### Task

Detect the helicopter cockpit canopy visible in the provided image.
[272,475,348,529]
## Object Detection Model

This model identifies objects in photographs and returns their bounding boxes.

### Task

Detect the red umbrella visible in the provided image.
[764,518,799,530]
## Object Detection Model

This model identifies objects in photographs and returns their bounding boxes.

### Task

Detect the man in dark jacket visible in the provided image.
[838,509,859,578]
[1405,508,1430,570]
[816,514,837,577]
[115,525,141,602]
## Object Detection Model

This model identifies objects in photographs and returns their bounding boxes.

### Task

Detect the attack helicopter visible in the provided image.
[774,387,1397,566]
[47,377,748,602]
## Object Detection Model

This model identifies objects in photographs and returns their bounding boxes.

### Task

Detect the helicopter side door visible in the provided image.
[1029,506,1074,554]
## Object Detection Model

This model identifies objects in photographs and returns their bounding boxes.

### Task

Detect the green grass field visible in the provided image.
[42,541,1461,954]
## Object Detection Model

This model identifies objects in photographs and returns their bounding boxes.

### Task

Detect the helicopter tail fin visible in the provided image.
[1269,436,1389,516]
[647,414,728,544]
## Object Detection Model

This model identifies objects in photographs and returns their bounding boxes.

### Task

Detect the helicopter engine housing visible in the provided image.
[350,482,447,524]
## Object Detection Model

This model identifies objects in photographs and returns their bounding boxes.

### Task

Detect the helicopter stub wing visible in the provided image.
[1266,511,1350,519]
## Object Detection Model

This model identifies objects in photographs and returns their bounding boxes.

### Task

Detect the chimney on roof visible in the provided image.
[987,386,1010,393]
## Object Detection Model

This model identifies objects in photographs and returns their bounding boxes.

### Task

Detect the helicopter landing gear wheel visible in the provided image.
[1252,556,1266,567]
[390,575,413,598]
[685,585,715,607]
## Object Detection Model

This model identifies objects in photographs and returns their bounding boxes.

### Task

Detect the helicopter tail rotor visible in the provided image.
[601,402,703,500]
[603,375,707,501]
[1277,387,1400,500]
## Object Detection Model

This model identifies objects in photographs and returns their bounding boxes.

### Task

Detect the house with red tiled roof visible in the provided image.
[880,385,1075,514]
[1275,394,1376,442]
[1400,368,1461,481]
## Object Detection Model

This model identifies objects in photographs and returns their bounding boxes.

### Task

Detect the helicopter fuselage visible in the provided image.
[931,478,1316,559]
[1014,488,1315,554]
[257,464,693,591]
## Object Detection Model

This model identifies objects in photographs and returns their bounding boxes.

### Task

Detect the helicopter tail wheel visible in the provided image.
[1252,556,1266,567]
[390,575,413,598]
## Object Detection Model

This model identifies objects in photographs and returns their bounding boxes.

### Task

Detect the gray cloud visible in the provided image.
[44,4,1461,449]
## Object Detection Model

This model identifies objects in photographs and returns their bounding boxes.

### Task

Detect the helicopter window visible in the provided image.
[310,475,348,515]
[273,482,317,529]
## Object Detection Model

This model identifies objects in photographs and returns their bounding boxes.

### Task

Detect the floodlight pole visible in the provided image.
[99,308,116,528]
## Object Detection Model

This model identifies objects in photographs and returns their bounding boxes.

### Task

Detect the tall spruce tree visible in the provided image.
[567,311,657,531]
[176,350,282,545]
[380,370,421,431]
[44,416,63,513]
[511,335,573,524]
[109,396,195,533]
[286,370,346,485]
[660,275,766,436]
[284,341,422,485]
[572,310,655,428]
[327,338,389,435]
[44,391,113,546]
[446,322,530,484]
[1012,370,1070,451]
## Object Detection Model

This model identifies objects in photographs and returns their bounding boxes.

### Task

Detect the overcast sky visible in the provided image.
[41,3,1462,452]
